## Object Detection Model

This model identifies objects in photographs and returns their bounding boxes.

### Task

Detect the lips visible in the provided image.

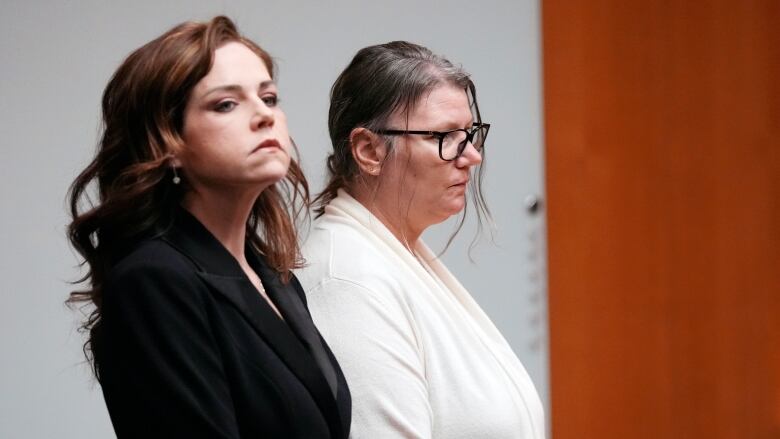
[251,139,281,153]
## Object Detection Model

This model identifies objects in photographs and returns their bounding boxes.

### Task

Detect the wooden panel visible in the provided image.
[543,1,780,438]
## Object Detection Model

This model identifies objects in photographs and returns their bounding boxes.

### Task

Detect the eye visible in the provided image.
[429,132,444,142]
[214,100,237,113]
[441,131,459,144]
[261,94,279,107]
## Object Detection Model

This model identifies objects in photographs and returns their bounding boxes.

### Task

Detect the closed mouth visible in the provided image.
[252,139,281,153]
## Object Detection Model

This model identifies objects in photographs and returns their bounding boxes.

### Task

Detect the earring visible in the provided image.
[172,167,181,185]
[369,166,379,175]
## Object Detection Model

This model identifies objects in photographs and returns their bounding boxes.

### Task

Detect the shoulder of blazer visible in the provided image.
[106,238,199,285]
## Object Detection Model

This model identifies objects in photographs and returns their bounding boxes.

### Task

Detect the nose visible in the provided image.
[455,140,483,167]
[252,97,275,130]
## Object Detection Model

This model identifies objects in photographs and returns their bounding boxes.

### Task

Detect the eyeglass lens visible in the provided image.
[440,126,487,160]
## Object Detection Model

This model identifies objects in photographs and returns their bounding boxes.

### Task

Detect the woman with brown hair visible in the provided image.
[295,42,544,438]
[68,16,350,438]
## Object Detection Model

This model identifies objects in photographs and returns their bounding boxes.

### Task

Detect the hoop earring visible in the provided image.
[172,167,181,185]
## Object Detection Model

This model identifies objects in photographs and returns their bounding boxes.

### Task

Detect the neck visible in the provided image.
[182,187,261,263]
[347,185,424,250]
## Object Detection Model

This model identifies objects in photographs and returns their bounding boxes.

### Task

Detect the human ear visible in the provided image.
[168,139,186,168]
[349,127,386,176]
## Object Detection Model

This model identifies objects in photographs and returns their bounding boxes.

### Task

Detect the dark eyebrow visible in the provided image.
[199,80,276,100]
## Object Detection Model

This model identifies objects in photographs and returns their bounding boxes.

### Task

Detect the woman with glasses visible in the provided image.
[67,17,351,438]
[295,41,545,438]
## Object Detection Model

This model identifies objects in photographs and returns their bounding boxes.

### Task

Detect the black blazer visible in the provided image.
[95,211,351,438]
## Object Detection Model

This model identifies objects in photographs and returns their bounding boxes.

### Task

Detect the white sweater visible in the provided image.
[296,191,545,439]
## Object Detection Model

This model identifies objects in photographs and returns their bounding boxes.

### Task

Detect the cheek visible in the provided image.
[274,109,290,136]
[407,167,443,204]
[181,114,216,149]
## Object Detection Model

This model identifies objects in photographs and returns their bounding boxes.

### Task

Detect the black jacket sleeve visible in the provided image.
[96,254,240,438]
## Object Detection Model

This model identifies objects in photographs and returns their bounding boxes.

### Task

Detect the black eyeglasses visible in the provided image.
[376,122,490,161]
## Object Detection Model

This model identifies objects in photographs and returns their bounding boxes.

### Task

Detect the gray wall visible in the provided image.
[0,1,547,437]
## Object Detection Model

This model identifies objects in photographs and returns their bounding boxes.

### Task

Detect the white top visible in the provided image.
[296,191,545,439]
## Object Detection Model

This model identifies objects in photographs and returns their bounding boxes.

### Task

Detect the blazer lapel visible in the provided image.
[163,210,345,439]
[249,251,339,398]
[248,254,346,438]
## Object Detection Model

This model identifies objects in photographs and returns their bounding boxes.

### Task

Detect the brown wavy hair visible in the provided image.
[67,16,309,370]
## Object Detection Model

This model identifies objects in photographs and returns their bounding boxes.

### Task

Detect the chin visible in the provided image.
[257,160,290,180]
[263,170,289,186]
[447,195,467,214]
[434,201,467,223]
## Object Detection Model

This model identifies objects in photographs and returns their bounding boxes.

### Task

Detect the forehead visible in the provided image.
[406,85,472,128]
[195,42,271,90]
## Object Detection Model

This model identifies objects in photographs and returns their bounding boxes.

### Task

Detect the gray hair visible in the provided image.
[314,41,491,250]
